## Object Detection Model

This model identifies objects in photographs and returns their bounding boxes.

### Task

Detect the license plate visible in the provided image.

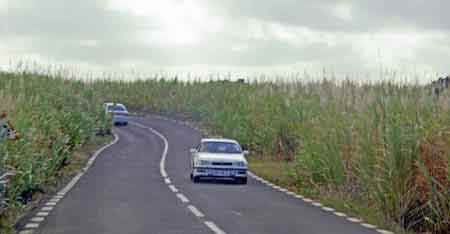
[210,169,235,177]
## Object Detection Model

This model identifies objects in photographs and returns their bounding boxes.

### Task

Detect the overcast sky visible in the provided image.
[1,0,449,80]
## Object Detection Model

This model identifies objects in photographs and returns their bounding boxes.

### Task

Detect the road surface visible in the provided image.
[34,116,382,234]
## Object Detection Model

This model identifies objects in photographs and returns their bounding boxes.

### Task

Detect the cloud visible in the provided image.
[0,0,449,77]
[3,1,137,38]
[351,0,450,31]
[202,0,450,32]
[0,0,6,11]
[1,0,144,63]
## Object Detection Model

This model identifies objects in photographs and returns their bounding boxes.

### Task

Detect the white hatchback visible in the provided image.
[190,138,249,184]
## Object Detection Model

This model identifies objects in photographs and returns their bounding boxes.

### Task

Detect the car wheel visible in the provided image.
[192,176,200,183]
[236,178,247,185]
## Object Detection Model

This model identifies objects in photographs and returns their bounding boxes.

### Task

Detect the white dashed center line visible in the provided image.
[134,118,397,234]
[132,121,229,234]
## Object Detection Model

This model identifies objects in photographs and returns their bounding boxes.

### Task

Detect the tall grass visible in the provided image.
[0,72,110,220]
[1,69,449,233]
[91,77,450,232]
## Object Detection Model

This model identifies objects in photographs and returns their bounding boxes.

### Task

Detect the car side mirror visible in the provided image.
[243,150,249,155]
[190,148,197,154]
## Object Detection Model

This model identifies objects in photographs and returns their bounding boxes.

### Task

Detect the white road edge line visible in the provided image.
[247,172,395,233]
[30,217,45,222]
[361,223,377,229]
[168,185,179,193]
[18,230,35,234]
[180,117,401,234]
[19,131,119,233]
[376,229,395,234]
[188,205,205,218]
[24,223,39,229]
[41,207,53,212]
[334,212,347,217]
[130,122,168,178]
[171,117,393,234]
[322,207,335,212]
[302,198,313,203]
[176,193,190,203]
[36,212,49,217]
[312,202,323,207]
[347,217,362,223]
[204,221,227,234]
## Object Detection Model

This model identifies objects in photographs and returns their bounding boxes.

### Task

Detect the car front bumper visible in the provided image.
[113,115,128,124]
[193,167,247,178]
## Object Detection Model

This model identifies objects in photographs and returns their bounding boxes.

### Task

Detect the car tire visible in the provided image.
[236,177,247,185]
[192,176,200,183]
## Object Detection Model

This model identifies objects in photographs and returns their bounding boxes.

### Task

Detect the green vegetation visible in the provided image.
[1,71,450,233]
[94,78,450,233]
[0,72,111,232]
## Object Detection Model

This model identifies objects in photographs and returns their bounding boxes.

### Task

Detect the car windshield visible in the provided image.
[114,106,126,112]
[200,141,242,154]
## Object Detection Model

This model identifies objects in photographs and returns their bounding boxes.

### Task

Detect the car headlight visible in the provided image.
[236,161,246,167]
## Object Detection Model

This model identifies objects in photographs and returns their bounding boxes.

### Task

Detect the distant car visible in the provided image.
[104,103,129,126]
[103,102,114,114]
[190,138,249,184]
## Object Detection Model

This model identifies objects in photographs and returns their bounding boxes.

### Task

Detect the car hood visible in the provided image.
[197,152,247,163]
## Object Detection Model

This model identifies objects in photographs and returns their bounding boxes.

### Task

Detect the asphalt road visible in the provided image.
[35,116,381,234]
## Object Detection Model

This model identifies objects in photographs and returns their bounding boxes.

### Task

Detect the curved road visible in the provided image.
[34,116,381,234]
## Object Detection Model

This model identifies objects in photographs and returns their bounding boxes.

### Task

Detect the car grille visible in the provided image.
[212,162,233,166]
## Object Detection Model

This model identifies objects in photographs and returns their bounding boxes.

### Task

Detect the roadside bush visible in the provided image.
[0,72,108,211]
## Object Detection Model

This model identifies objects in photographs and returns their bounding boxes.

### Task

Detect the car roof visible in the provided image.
[201,138,239,144]
[104,102,126,107]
